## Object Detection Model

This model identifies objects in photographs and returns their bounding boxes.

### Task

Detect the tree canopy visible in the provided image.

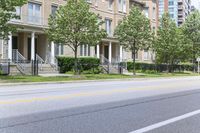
[46,0,106,74]
[0,0,27,39]
[114,6,152,75]
[182,10,200,71]
[153,13,192,72]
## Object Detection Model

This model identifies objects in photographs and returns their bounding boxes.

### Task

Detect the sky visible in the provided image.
[191,0,200,9]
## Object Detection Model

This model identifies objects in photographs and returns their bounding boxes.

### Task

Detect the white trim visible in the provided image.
[1,40,3,59]
[97,44,100,58]
[120,45,123,62]
[8,33,12,60]
[31,32,35,60]
[109,42,112,63]
[51,41,55,64]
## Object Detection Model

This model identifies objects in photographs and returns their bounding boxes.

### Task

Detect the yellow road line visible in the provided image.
[0,81,198,105]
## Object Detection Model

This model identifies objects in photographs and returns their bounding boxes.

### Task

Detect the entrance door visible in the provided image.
[104,45,109,59]
[28,38,38,60]
[12,36,18,49]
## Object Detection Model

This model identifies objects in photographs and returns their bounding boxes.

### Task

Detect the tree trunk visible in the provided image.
[166,63,169,74]
[193,44,196,73]
[132,54,136,76]
[132,42,136,76]
[74,47,79,75]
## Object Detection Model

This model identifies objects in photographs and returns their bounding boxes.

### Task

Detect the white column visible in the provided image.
[8,34,12,60]
[120,45,123,62]
[51,41,55,64]
[96,44,100,58]
[86,44,88,56]
[102,45,105,63]
[109,42,112,63]
[58,44,61,56]
[1,40,4,59]
[31,32,35,60]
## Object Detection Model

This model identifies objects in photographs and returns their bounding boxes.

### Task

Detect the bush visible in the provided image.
[57,57,101,74]
[127,62,194,72]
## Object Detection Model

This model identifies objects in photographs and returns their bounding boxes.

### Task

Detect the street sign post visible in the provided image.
[197,58,200,75]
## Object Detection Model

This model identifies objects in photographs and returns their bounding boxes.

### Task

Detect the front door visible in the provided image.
[12,36,18,50]
[104,45,109,59]
[28,38,38,61]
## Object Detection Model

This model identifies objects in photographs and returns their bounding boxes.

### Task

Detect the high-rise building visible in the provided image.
[158,0,191,26]
[158,0,178,25]
[178,0,191,26]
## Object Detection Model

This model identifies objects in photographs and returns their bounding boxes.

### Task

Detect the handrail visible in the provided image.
[100,54,109,65]
[12,49,28,74]
[36,54,45,70]
[45,51,59,71]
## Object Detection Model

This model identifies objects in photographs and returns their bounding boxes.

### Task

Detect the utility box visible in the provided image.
[0,63,10,75]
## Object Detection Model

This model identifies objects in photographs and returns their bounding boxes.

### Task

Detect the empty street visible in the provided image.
[0,77,200,133]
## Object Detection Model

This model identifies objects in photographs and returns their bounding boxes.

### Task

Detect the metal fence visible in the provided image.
[0,59,39,76]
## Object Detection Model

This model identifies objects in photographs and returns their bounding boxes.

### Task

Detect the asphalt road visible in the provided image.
[0,77,200,133]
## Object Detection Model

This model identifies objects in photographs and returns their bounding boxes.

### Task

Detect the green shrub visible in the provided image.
[127,62,194,72]
[57,57,101,74]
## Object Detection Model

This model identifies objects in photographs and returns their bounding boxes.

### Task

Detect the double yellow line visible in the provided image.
[0,80,198,105]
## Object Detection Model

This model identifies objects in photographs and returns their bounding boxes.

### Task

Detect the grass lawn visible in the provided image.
[0,72,198,83]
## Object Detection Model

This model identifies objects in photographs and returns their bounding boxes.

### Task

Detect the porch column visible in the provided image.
[8,33,12,60]
[31,32,35,60]
[109,42,112,63]
[120,45,123,62]
[1,40,3,59]
[86,45,88,56]
[58,44,62,56]
[96,44,100,58]
[51,41,55,64]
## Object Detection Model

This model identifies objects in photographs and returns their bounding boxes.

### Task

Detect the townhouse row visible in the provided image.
[0,0,158,69]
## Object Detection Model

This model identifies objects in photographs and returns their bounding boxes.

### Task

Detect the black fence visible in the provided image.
[0,59,39,76]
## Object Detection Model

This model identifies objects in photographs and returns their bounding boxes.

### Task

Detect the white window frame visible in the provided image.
[28,2,42,24]
[105,19,112,37]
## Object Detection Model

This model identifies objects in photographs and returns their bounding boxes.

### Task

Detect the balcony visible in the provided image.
[10,15,49,28]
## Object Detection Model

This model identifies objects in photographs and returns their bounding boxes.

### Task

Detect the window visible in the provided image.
[94,0,98,6]
[55,44,64,56]
[144,7,149,18]
[51,5,57,16]
[28,2,41,24]
[153,7,156,19]
[118,0,126,13]
[13,7,21,21]
[118,0,122,11]
[122,0,126,12]
[16,7,21,16]
[108,0,113,10]
[80,45,90,56]
[144,50,149,60]
[169,14,174,18]
[168,7,174,12]
[86,0,91,3]
[168,1,174,6]
[105,19,112,36]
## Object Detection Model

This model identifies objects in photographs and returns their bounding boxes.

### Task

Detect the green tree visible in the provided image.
[114,6,152,75]
[182,10,200,72]
[46,0,106,75]
[154,13,192,72]
[0,0,27,39]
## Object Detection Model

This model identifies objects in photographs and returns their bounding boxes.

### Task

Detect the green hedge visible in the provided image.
[57,57,101,73]
[127,62,194,72]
